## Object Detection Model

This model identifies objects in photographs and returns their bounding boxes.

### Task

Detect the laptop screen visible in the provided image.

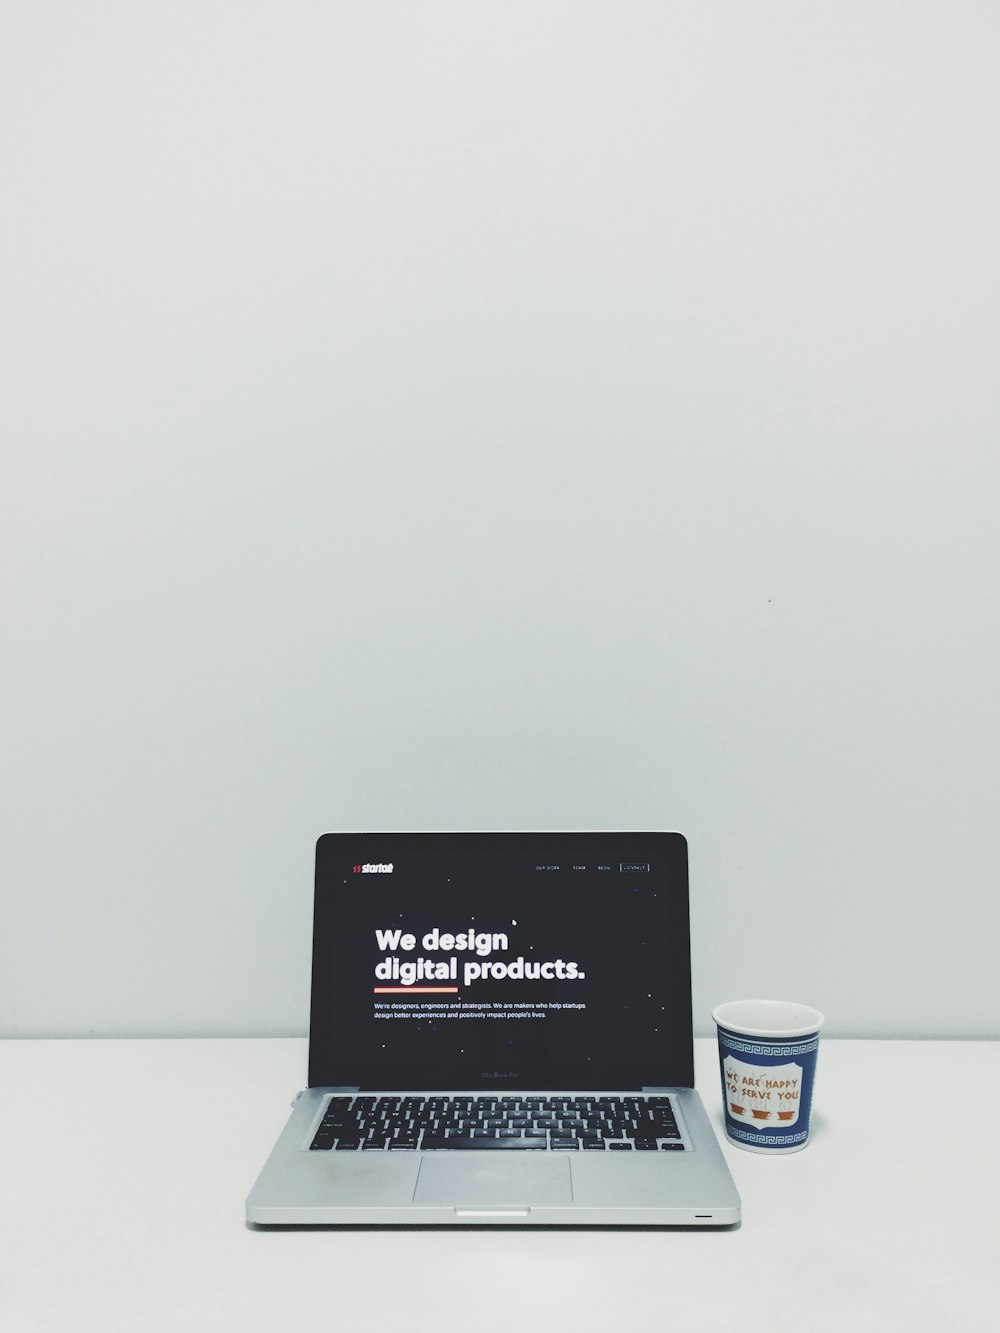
[308,832,694,1091]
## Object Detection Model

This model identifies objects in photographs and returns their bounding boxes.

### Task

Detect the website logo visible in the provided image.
[354,862,394,874]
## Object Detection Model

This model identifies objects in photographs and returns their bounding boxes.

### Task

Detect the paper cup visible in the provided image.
[712,1000,825,1154]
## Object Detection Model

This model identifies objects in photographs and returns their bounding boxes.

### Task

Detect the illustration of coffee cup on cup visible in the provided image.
[724,1056,801,1129]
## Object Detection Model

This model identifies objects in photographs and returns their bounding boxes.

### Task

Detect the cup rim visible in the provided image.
[712,998,825,1039]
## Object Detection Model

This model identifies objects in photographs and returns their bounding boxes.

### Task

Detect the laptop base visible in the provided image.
[246,1086,741,1227]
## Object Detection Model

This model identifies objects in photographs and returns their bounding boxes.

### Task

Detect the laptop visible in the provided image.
[246,831,741,1226]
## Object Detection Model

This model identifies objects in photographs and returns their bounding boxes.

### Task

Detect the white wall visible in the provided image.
[3,1,998,1040]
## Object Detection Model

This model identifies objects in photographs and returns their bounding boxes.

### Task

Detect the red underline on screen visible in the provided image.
[373,987,459,994]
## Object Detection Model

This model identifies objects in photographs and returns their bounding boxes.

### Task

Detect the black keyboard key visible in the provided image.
[420,1137,546,1150]
[335,1140,361,1150]
[609,1143,633,1151]
[661,1142,686,1150]
[582,1141,606,1150]
[642,1119,679,1136]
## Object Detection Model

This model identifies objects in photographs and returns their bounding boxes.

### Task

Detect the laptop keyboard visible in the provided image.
[308,1094,685,1151]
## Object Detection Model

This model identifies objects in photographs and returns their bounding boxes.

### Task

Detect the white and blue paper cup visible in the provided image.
[712,1000,825,1154]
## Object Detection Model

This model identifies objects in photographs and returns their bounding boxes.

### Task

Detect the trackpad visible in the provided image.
[413,1154,572,1206]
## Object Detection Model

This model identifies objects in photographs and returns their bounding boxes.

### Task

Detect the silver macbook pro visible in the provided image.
[246,831,741,1226]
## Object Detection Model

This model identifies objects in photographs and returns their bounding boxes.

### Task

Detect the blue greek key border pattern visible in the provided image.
[728,1125,809,1147]
[720,1033,819,1058]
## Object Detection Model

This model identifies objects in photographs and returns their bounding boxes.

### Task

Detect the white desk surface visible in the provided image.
[1,1037,995,1332]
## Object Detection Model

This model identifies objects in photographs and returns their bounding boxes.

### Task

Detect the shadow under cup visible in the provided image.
[712,1000,825,1154]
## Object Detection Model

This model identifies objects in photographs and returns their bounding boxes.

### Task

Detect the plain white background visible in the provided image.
[2,1,998,1040]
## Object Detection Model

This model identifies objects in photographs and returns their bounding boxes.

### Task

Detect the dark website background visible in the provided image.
[309,833,693,1090]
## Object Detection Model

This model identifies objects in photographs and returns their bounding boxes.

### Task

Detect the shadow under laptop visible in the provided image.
[246,1221,742,1233]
